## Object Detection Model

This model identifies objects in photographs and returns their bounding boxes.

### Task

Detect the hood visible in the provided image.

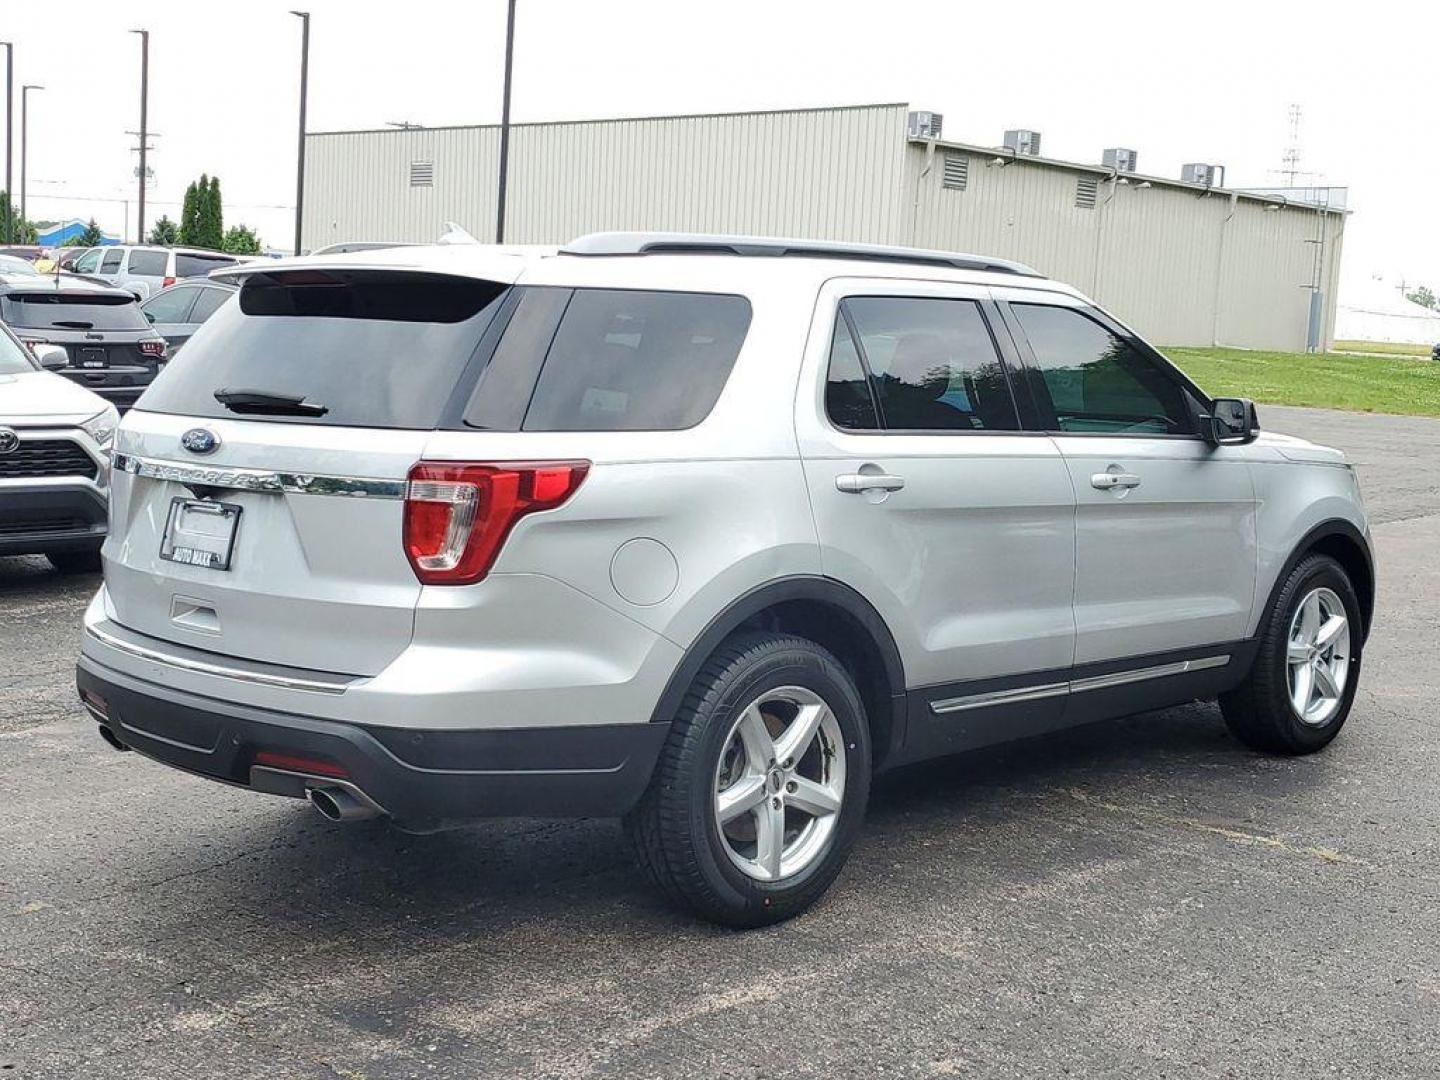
[0,369,111,424]
[1253,430,1348,466]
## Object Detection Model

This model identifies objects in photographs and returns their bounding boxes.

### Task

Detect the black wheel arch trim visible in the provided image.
[648,575,908,752]
[1265,519,1375,642]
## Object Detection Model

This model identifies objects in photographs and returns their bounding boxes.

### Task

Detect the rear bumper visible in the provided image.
[0,482,107,555]
[77,656,668,821]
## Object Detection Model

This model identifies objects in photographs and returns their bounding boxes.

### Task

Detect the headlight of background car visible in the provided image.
[80,405,120,459]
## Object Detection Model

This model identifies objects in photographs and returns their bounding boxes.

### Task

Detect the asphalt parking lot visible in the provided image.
[2,404,1437,1079]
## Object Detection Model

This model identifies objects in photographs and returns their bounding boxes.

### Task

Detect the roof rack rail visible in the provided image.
[560,232,1042,278]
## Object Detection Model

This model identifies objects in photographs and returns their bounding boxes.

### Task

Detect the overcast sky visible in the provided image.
[5,0,1435,299]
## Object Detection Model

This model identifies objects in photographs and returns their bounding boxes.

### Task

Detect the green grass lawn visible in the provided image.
[1333,339,1433,358]
[1162,346,1440,418]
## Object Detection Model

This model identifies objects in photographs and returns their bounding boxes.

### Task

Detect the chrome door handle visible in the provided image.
[836,472,905,494]
[1091,472,1142,490]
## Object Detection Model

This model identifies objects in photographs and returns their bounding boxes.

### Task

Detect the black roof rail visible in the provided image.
[560,232,1042,278]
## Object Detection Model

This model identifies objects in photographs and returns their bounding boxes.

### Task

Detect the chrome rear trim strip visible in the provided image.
[930,655,1230,715]
[931,681,1069,715]
[85,623,353,695]
[112,453,405,500]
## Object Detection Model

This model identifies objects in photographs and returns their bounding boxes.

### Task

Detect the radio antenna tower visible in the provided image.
[1280,103,1302,186]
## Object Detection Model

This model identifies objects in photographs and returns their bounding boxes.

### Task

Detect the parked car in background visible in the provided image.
[56,247,94,272]
[0,319,115,571]
[0,277,167,411]
[0,245,43,261]
[0,254,41,277]
[140,280,236,354]
[71,245,245,300]
[76,233,1374,927]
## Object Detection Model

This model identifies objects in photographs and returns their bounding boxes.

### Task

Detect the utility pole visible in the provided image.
[3,42,12,243]
[291,11,310,256]
[130,30,149,242]
[495,0,516,243]
[20,84,41,227]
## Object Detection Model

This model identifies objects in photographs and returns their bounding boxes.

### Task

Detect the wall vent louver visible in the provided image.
[1075,176,1099,209]
[409,161,435,187]
[942,152,968,190]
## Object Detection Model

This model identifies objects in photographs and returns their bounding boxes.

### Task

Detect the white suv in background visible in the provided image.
[76,234,1373,926]
[70,245,243,300]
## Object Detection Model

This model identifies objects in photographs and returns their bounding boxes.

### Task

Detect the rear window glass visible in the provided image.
[175,252,239,278]
[127,249,168,276]
[463,288,750,431]
[135,270,508,429]
[2,292,150,331]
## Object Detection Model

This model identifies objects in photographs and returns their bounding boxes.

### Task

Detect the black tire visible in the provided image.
[1220,553,1362,754]
[45,546,103,574]
[624,631,872,928]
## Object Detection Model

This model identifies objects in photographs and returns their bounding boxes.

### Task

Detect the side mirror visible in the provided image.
[1203,396,1258,446]
[33,344,69,371]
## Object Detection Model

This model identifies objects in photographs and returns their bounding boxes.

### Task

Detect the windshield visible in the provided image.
[1,292,150,331]
[0,329,36,374]
[137,269,509,429]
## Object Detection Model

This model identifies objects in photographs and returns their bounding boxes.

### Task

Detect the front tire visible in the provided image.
[1221,553,1362,754]
[625,632,871,927]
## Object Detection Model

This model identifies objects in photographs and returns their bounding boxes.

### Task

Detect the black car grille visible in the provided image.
[0,439,99,480]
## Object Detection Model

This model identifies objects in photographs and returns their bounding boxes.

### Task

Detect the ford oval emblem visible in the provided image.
[181,428,220,455]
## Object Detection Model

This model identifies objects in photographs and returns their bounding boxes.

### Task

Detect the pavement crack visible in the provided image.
[1062,788,1371,867]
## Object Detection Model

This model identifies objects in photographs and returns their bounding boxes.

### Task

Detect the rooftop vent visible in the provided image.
[409,160,435,187]
[1181,162,1226,187]
[908,110,944,140]
[1003,129,1042,156]
[1102,148,1139,173]
[942,152,968,190]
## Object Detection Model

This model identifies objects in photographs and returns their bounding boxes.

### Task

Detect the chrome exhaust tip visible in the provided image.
[307,784,381,823]
[97,725,130,752]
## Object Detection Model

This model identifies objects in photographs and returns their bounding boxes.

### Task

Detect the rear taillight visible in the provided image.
[403,461,589,585]
[139,339,166,359]
[162,276,175,288]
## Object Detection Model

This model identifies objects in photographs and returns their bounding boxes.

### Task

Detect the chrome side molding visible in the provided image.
[112,453,405,500]
[931,654,1230,716]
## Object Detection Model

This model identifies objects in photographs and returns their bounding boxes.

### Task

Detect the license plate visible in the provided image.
[160,498,242,571]
[79,348,107,369]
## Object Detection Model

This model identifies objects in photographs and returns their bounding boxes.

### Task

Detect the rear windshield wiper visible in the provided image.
[213,387,329,417]
[51,320,94,329]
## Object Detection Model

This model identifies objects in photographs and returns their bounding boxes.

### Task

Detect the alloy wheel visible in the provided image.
[1286,586,1351,727]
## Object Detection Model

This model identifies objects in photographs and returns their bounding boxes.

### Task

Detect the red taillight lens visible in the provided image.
[139,339,166,359]
[162,276,175,288]
[403,461,589,585]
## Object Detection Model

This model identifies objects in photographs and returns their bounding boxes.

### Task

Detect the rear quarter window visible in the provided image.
[175,253,240,278]
[126,249,168,276]
[464,288,752,432]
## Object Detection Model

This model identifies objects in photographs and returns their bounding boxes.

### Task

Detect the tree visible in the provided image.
[202,175,224,250]
[179,176,204,247]
[1406,285,1438,311]
[0,191,38,243]
[65,219,104,247]
[148,215,179,246]
[221,224,262,255]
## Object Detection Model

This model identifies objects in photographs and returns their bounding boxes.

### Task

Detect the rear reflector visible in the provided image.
[403,461,589,585]
[80,689,110,719]
[162,276,176,288]
[254,751,349,779]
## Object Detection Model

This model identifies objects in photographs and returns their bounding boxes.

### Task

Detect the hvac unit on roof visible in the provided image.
[1181,162,1226,187]
[907,111,944,139]
[1003,129,1042,156]
[1102,148,1139,173]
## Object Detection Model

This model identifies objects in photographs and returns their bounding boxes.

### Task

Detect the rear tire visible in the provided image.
[45,546,102,574]
[624,632,871,928]
[1220,553,1362,754]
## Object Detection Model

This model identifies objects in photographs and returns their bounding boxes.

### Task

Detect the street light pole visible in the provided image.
[20,84,41,228]
[291,11,310,256]
[130,30,149,243]
[495,0,516,243]
[3,42,12,244]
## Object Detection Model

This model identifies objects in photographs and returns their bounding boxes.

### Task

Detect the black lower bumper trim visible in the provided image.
[77,657,667,820]
[0,484,107,555]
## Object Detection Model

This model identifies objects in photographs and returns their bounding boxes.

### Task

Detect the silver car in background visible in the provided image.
[75,233,1374,927]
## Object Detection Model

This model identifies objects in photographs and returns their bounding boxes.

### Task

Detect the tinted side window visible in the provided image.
[127,249,168,276]
[141,286,199,324]
[521,290,751,432]
[73,249,101,273]
[842,296,1018,431]
[100,248,124,273]
[1010,304,1195,435]
[189,287,232,322]
[175,253,240,278]
[824,315,879,430]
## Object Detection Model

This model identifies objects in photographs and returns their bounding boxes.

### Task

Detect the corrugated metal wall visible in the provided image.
[303,103,910,250]
[303,104,1345,351]
[904,143,1344,350]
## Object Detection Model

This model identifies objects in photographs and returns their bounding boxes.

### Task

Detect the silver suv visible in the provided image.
[76,234,1374,926]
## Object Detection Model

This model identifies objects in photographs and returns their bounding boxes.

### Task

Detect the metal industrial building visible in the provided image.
[302,102,1346,351]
